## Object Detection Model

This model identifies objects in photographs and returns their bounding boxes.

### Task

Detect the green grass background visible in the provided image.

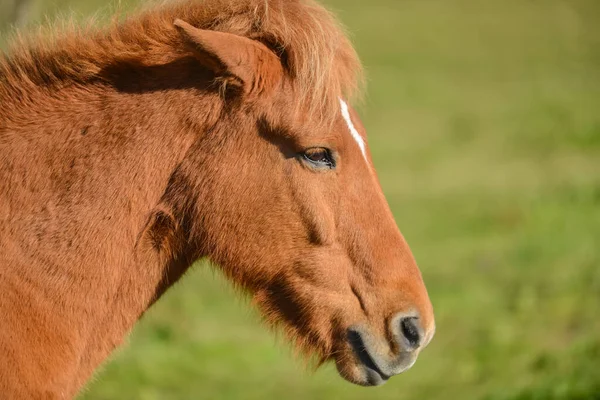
[2,0,600,399]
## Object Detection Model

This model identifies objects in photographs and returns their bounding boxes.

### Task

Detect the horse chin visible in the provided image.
[334,357,420,387]
[334,356,390,387]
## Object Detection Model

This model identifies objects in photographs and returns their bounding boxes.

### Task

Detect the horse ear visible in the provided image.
[174,19,281,96]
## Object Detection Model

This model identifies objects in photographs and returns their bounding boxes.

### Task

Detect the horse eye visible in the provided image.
[302,148,336,169]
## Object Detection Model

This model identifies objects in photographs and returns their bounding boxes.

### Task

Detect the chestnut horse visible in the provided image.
[0,0,434,397]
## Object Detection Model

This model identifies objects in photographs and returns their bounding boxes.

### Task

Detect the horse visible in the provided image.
[0,0,435,397]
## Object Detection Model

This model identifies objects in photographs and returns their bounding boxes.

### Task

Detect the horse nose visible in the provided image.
[392,313,431,351]
[398,316,422,349]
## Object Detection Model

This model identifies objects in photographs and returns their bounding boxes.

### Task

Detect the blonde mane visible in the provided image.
[0,0,364,121]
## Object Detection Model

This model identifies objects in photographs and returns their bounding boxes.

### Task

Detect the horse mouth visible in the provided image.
[335,326,420,387]
[346,329,391,386]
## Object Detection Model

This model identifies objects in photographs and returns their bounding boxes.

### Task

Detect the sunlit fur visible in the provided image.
[0,0,433,397]
[0,0,363,126]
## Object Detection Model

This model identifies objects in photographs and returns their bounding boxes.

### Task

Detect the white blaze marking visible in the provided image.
[339,99,367,161]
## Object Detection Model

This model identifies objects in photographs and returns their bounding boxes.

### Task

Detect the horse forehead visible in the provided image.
[339,99,367,160]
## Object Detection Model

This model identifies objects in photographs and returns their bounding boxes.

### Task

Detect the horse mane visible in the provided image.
[0,0,364,122]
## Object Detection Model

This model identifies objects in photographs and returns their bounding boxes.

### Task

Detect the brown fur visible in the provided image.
[0,0,433,398]
[0,0,363,125]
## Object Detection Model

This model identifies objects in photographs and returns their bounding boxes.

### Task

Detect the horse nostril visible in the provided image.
[399,316,422,349]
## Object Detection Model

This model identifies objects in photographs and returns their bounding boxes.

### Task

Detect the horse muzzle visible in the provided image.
[336,313,434,386]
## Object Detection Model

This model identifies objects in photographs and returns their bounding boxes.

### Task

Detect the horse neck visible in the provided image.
[0,75,221,390]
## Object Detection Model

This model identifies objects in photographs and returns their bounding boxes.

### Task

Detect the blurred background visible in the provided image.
[1,0,599,399]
